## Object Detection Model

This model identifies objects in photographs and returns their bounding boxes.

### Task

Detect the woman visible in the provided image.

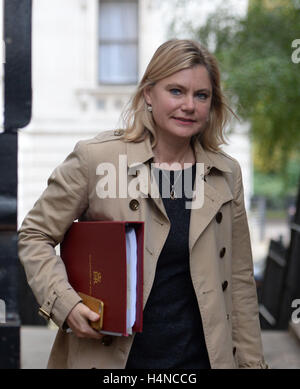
[18,39,268,369]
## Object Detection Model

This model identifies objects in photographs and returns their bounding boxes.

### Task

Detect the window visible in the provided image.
[98,0,138,85]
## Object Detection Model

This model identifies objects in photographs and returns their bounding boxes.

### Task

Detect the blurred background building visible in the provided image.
[17,0,252,229]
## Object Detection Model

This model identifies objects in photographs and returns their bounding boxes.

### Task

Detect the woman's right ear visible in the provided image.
[143,86,152,106]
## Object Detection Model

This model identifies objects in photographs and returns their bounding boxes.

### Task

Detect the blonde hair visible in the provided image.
[121,39,235,151]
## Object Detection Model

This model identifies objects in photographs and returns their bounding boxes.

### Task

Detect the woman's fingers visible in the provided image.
[67,302,103,340]
[87,309,100,323]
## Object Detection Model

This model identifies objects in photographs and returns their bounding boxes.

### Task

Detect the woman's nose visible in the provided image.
[181,95,195,111]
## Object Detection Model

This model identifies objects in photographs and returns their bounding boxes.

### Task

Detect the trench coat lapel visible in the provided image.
[189,139,233,252]
[126,135,169,222]
[126,135,234,242]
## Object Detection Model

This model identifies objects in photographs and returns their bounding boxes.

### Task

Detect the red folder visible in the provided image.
[60,221,144,336]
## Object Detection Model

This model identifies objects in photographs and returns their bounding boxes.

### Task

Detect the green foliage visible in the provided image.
[254,171,284,198]
[253,151,300,204]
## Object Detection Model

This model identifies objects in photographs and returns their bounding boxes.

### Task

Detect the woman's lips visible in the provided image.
[172,117,196,125]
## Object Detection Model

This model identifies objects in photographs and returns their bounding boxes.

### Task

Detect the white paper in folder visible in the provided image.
[125,227,137,335]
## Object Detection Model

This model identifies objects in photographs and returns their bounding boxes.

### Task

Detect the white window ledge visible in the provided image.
[75,85,137,112]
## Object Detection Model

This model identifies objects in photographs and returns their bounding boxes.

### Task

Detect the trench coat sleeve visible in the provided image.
[231,162,268,369]
[18,140,90,329]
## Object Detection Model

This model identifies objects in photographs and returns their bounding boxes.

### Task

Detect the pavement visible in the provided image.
[21,326,57,369]
[20,325,300,369]
[262,328,300,369]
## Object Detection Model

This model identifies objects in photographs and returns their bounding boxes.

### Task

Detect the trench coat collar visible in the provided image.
[126,133,233,176]
[126,133,154,171]
[192,136,232,176]
[126,134,234,246]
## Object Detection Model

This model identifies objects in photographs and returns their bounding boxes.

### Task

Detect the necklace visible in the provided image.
[160,168,183,200]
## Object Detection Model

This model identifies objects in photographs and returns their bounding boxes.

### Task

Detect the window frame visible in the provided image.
[97,0,139,86]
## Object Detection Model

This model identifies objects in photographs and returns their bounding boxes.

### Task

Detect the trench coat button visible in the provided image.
[129,199,139,211]
[216,211,223,223]
[114,129,124,136]
[101,335,113,346]
[222,280,228,291]
[220,247,226,258]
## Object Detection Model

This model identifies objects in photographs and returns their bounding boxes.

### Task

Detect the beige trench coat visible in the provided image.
[18,129,268,369]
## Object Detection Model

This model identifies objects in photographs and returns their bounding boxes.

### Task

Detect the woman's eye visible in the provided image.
[170,89,181,95]
[197,93,208,100]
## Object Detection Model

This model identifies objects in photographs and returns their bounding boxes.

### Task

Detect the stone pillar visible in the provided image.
[0,0,32,369]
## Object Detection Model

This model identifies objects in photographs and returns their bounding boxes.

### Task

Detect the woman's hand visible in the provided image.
[66,302,104,340]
